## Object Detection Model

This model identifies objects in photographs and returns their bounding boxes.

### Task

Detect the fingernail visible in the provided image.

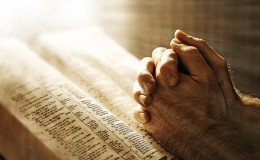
[139,95,146,106]
[143,82,152,93]
[175,29,188,37]
[170,41,180,48]
[134,111,146,124]
[166,74,176,86]
[139,112,147,123]
[139,112,145,122]
[176,29,184,34]
[175,29,181,37]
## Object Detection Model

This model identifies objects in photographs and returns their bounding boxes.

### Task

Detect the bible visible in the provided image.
[0,28,175,160]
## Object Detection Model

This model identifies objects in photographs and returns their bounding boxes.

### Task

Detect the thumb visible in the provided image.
[174,30,235,107]
[170,42,212,79]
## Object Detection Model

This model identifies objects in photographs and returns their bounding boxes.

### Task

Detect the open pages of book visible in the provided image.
[32,28,143,125]
[33,27,175,157]
[32,27,175,159]
[0,37,174,159]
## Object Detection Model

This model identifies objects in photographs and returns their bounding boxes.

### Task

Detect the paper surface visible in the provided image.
[33,28,174,158]
[0,38,173,159]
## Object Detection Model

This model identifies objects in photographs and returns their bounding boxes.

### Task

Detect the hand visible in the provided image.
[133,47,179,121]
[136,34,230,157]
[134,30,260,142]
[133,30,260,158]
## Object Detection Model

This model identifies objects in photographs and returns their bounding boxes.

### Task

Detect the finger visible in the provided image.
[169,38,190,74]
[152,47,170,87]
[152,47,167,66]
[159,49,179,86]
[133,81,153,107]
[172,38,183,44]
[170,42,212,79]
[134,110,150,124]
[174,30,225,70]
[174,30,235,106]
[137,57,156,94]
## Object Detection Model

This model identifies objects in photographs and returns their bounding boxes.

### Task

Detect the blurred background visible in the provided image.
[0,0,259,97]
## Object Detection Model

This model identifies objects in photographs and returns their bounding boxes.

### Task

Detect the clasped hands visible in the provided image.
[133,30,260,159]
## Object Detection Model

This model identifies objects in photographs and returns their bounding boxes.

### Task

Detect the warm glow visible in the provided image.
[0,0,101,41]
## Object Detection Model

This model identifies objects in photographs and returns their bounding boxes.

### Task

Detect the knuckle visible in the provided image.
[152,47,166,55]
[133,90,141,102]
[163,49,178,64]
[184,46,199,54]
[164,49,176,58]
[159,62,172,74]
[160,57,177,73]
[198,38,206,45]
[137,71,150,80]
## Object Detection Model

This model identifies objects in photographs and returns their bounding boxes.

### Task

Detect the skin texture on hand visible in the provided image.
[133,48,181,123]
[133,30,260,159]
[138,39,228,158]
[172,30,260,143]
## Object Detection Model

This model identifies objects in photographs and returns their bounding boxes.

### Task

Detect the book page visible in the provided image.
[33,28,143,121]
[33,27,137,97]
[33,28,174,159]
[33,28,137,124]
[0,39,173,159]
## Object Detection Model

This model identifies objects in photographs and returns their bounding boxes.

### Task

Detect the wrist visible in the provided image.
[185,121,259,159]
[225,94,242,127]
[226,91,260,142]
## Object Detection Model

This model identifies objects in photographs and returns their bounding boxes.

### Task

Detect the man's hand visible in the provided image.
[133,30,260,159]
[134,35,229,158]
[133,47,180,123]
[134,30,260,141]
[171,30,260,143]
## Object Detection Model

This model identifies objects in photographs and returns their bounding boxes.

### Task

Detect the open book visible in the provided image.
[0,28,175,160]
